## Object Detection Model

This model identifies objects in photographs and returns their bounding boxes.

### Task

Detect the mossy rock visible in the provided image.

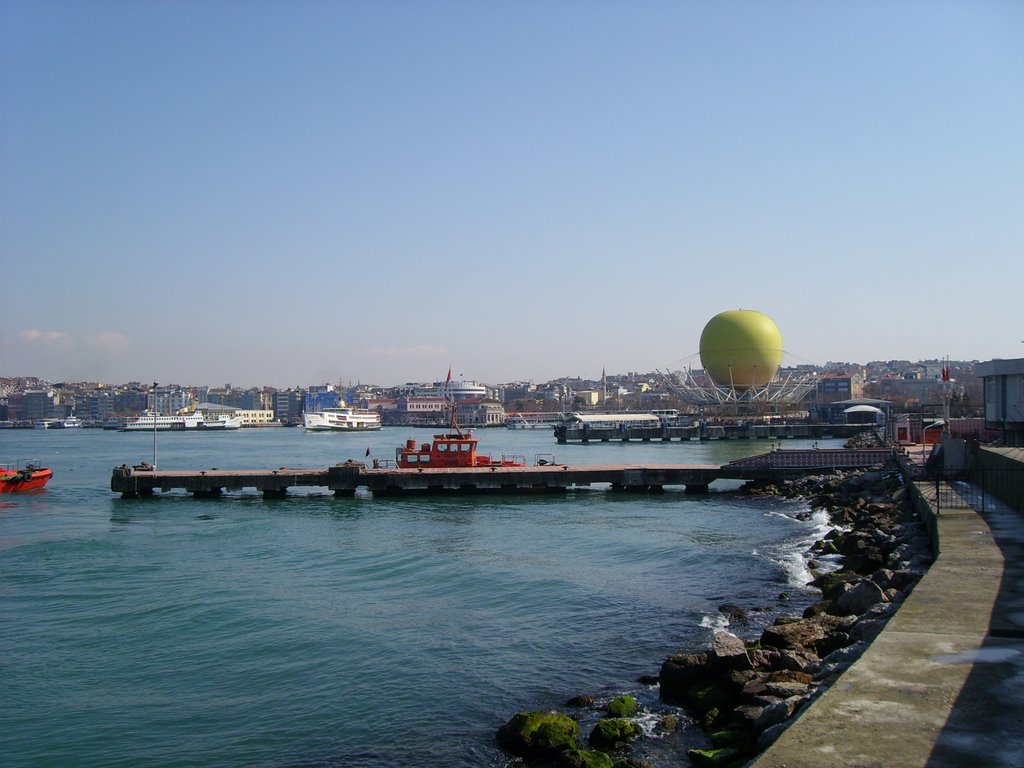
[686,745,745,767]
[658,714,679,733]
[496,710,580,760]
[686,680,738,717]
[589,718,643,750]
[607,695,639,718]
[708,729,739,748]
[557,746,614,768]
[701,706,725,730]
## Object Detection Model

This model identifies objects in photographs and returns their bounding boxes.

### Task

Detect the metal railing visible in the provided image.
[933,466,1024,514]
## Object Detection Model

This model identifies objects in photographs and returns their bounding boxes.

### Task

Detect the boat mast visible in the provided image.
[445,366,463,436]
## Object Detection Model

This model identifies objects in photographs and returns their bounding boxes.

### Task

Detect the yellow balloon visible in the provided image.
[699,310,783,389]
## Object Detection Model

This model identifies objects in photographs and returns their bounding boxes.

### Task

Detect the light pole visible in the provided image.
[152,382,158,469]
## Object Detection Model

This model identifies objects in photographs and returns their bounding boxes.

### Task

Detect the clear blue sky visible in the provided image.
[3,1,1022,388]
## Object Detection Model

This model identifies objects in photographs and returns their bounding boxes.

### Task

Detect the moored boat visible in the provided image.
[197,414,243,430]
[121,411,206,431]
[1,462,54,492]
[304,405,382,432]
[504,412,566,429]
[45,417,84,429]
[395,433,527,468]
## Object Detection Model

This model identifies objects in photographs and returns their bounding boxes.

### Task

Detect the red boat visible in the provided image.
[394,369,528,470]
[1,463,54,493]
[395,433,526,469]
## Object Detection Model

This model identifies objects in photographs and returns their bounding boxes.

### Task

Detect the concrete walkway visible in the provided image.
[750,477,1024,768]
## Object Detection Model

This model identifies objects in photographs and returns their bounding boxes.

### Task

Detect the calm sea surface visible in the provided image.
[1,427,844,767]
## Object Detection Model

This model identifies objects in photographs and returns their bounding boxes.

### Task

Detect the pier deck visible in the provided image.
[110,448,895,498]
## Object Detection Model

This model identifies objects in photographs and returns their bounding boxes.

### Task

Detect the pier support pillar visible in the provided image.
[684,483,710,495]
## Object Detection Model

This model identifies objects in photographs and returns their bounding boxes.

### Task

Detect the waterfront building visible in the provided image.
[234,409,277,427]
[272,390,304,424]
[814,372,864,403]
[150,386,192,415]
[455,397,507,427]
[977,357,1024,446]
[13,389,55,422]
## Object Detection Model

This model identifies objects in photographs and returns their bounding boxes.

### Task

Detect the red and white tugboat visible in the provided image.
[395,432,526,469]
[1,462,54,493]
[395,376,526,469]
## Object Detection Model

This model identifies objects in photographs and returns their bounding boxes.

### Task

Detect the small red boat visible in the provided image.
[395,376,527,469]
[395,433,526,469]
[1,462,54,493]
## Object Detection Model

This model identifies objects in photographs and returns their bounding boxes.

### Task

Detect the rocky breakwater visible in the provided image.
[495,466,933,768]
[660,467,934,767]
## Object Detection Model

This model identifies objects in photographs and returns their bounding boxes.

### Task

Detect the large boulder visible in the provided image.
[588,718,642,750]
[606,695,639,718]
[709,631,753,672]
[829,579,886,616]
[659,652,709,703]
[497,710,579,761]
[556,746,614,768]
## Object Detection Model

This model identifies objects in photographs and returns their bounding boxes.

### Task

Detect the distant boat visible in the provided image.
[121,411,205,431]
[1,462,53,493]
[196,414,243,430]
[504,412,565,429]
[32,419,61,429]
[304,405,382,432]
[50,417,83,429]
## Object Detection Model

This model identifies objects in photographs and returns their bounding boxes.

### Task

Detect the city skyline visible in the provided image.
[3,3,1022,388]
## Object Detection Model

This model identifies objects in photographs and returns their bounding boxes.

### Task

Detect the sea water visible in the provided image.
[0,427,843,767]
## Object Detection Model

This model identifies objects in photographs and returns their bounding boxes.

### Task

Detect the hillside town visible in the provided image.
[0,358,990,430]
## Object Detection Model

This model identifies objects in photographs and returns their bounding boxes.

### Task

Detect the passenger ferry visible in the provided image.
[504,412,566,429]
[562,412,664,430]
[121,411,206,431]
[304,405,382,432]
[196,414,243,430]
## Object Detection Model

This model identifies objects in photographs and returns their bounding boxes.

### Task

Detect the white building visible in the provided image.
[978,358,1024,446]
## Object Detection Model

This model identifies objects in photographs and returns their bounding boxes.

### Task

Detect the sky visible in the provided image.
[2,1,1022,389]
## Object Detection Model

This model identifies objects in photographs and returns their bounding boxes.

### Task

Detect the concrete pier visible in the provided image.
[110,448,895,498]
[554,422,872,443]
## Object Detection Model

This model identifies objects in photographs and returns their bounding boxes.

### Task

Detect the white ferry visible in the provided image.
[504,412,566,429]
[304,406,382,432]
[563,412,663,430]
[196,414,243,430]
[121,411,206,431]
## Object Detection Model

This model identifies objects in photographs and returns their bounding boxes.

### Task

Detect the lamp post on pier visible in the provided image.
[152,382,159,469]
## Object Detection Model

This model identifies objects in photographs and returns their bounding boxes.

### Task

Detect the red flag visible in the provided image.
[445,366,452,385]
